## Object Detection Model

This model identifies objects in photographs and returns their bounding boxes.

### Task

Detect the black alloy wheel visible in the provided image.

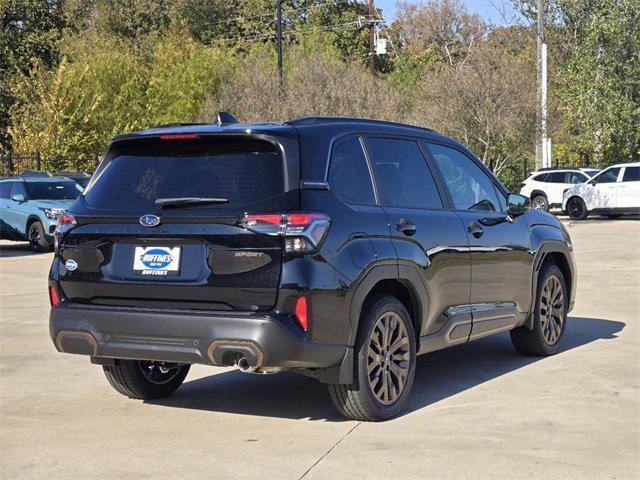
[567,197,588,220]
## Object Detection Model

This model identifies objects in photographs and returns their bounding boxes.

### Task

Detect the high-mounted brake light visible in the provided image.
[49,285,61,307]
[239,212,330,253]
[294,295,308,331]
[159,133,200,141]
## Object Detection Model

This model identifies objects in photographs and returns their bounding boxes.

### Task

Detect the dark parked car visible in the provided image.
[49,115,576,421]
[57,171,91,188]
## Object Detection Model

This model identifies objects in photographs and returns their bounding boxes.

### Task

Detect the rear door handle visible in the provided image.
[395,219,417,236]
[467,221,484,238]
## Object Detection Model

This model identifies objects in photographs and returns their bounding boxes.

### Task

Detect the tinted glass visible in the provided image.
[595,168,621,184]
[0,182,13,199]
[328,137,375,205]
[428,144,501,212]
[566,171,587,184]
[10,182,27,198]
[25,181,81,200]
[366,137,442,209]
[84,139,285,213]
[533,173,548,182]
[547,172,566,183]
[622,166,640,182]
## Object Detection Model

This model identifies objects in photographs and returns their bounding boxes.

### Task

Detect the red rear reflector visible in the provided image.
[159,133,200,140]
[294,295,308,331]
[49,286,60,307]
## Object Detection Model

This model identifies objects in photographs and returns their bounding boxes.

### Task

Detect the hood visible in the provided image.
[563,182,590,198]
[31,199,76,210]
[525,208,563,228]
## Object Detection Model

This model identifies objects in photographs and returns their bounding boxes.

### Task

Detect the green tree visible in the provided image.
[0,0,67,151]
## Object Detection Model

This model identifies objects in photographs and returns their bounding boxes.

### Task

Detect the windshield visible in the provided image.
[84,138,286,213]
[26,181,82,200]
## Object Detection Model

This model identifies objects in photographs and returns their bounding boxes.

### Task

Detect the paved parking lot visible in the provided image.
[1,218,638,480]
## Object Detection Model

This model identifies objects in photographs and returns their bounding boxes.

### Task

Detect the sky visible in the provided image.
[375,0,522,25]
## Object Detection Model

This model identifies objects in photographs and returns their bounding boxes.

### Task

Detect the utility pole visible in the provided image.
[536,0,550,169]
[276,0,283,87]
[368,0,375,74]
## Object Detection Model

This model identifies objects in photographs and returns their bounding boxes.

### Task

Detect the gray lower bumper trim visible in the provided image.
[50,304,346,368]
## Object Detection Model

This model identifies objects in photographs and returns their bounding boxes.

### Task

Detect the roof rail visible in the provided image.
[285,116,434,132]
[19,170,52,178]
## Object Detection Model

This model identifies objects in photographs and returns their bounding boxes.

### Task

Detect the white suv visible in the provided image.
[562,163,640,220]
[520,168,599,211]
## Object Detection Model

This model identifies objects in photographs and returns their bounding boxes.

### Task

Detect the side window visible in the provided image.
[622,166,640,182]
[365,137,442,209]
[427,143,502,212]
[0,182,13,199]
[328,137,375,205]
[547,172,566,183]
[595,167,621,184]
[9,182,27,198]
[566,172,587,184]
[533,173,549,182]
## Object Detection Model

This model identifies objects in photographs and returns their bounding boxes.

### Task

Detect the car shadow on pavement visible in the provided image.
[0,242,50,258]
[147,317,624,421]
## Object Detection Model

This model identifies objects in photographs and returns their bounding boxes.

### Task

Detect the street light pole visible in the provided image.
[537,0,550,169]
[368,0,375,74]
[276,0,283,86]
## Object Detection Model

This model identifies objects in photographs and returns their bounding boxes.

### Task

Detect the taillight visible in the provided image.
[239,212,330,253]
[294,295,308,331]
[54,214,77,254]
[49,285,61,306]
[57,213,76,227]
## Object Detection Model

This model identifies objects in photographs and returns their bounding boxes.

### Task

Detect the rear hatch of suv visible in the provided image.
[57,132,299,311]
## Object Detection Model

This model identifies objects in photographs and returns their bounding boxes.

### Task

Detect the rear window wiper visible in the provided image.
[155,197,229,208]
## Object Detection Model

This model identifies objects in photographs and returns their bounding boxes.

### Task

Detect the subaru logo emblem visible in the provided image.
[65,259,78,271]
[140,214,160,227]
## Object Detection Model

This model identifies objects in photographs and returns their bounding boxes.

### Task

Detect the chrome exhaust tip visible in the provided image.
[235,356,285,375]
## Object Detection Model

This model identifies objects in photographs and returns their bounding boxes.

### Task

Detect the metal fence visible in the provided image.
[0,152,41,177]
[0,152,99,178]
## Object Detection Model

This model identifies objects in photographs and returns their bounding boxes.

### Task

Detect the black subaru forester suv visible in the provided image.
[49,115,576,421]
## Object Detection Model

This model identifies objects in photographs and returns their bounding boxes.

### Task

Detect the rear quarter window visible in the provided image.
[328,136,375,205]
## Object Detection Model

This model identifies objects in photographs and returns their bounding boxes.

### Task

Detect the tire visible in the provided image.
[531,194,549,212]
[28,221,51,252]
[566,196,588,220]
[510,263,568,356]
[327,295,417,421]
[103,360,190,400]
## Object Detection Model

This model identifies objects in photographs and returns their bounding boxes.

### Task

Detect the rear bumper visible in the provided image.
[50,303,347,369]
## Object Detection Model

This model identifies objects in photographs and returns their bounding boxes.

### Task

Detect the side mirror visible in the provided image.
[10,193,25,203]
[507,193,530,216]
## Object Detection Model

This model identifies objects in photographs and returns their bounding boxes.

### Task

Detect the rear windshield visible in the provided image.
[84,138,286,213]
[26,181,82,200]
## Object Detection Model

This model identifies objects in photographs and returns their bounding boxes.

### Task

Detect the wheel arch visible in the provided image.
[25,215,43,236]
[530,189,548,199]
[347,264,427,349]
[527,239,575,329]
